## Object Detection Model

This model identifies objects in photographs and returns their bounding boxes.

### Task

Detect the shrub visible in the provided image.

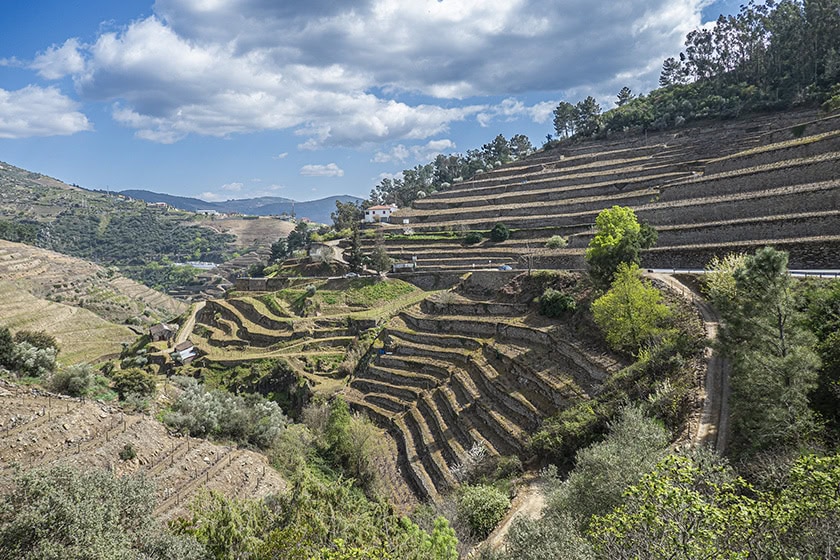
[111,368,157,400]
[456,484,510,539]
[10,342,57,377]
[545,235,568,249]
[489,223,510,242]
[539,288,577,317]
[13,330,58,352]
[450,441,489,483]
[47,364,93,397]
[464,232,483,245]
[119,443,137,461]
[164,384,288,448]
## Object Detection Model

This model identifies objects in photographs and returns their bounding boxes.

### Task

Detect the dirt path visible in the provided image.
[176,301,205,344]
[480,476,547,554]
[646,273,729,452]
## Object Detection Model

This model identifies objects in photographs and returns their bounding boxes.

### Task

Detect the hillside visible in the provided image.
[0,240,187,364]
[0,384,285,521]
[121,189,365,224]
[367,110,840,271]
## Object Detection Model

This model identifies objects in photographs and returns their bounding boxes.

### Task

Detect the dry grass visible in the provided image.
[0,280,135,365]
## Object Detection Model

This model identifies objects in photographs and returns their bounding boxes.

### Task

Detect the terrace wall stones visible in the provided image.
[641,237,840,269]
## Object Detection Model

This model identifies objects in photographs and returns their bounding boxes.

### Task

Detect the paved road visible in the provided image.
[646,272,729,452]
[176,301,205,344]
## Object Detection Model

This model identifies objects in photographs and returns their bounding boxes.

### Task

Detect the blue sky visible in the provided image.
[0,0,739,202]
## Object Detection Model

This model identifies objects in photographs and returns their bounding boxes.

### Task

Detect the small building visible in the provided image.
[391,261,416,273]
[364,204,398,223]
[149,323,176,342]
[147,201,169,209]
[171,340,196,364]
[196,209,219,216]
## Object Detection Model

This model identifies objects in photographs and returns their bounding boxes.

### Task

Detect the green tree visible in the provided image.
[0,327,14,369]
[270,238,289,262]
[489,223,510,242]
[585,206,657,289]
[332,201,363,231]
[368,236,392,274]
[591,263,671,355]
[805,279,840,442]
[456,484,510,539]
[552,101,578,138]
[112,367,157,400]
[615,87,635,106]
[48,364,94,397]
[13,330,58,352]
[574,96,602,137]
[346,225,365,273]
[719,247,820,454]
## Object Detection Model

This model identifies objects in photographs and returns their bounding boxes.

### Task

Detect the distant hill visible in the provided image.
[120,190,364,224]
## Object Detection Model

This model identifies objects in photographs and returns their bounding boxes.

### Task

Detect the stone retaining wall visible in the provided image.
[642,237,840,269]
[705,133,840,175]
[655,213,840,247]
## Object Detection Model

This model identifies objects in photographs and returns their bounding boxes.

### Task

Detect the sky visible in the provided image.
[0,0,741,203]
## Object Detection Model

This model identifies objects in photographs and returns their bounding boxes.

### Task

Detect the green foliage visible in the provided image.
[0,465,206,560]
[369,240,392,274]
[47,364,94,397]
[463,231,483,245]
[547,407,669,530]
[702,252,746,305]
[175,475,458,560]
[544,235,568,249]
[585,206,656,289]
[0,326,14,370]
[12,330,57,352]
[804,279,840,442]
[111,367,157,400]
[538,288,577,317]
[591,263,671,355]
[589,451,840,559]
[119,443,137,461]
[164,382,289,448]
[489,223,510,242]
[332,200,363,231]
[0,219,38,243]
[717,247,820,455]
[575,96,602,136]
[10,342,57,377]
[456,484,510,539]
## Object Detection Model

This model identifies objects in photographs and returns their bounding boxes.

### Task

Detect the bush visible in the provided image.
[111,368,157,400]
[119,443,137,461]
[47,364,93,397]
[539,288,577,317]
[13,330,58,352]
[456,484,510,539]
[545,235,568,249]
[489,223,510,242]
[164,384,288,448]
[10,342,57,377]
[464,232,483,245]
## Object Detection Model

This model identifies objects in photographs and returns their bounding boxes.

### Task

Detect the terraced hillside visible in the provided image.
[340,271,625,502]
[0,384,285,520]
[0,240,186,326]
[367,110,840,271]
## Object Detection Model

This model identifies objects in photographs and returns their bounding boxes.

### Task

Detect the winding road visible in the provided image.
[176,301,205,344]
[645,272,729,452]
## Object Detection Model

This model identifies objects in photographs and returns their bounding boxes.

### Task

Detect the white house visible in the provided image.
[171,340,196,364]
[364,204,398,223]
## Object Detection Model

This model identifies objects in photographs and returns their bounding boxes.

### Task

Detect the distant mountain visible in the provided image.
[120,190,364,224]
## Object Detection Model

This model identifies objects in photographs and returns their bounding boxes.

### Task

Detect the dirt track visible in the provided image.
[646,273,729,452]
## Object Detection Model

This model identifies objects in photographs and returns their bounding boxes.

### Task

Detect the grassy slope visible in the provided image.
[0,280,135,365]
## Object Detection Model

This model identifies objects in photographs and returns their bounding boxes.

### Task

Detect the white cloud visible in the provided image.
[0,85,91,139]
[31,38,86,79]
[197,191,226,201]
[372,139,457,164]
[220,182,244,191]
[273,152,289,159]
[29,0,706,146]
[300,163,344,177]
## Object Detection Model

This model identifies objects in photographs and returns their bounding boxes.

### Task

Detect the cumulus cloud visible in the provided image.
[300,163,344,177]
[373,139,457,164]
[31,38,86,79]
[0,85,91,139]
[197,191,226,202]
[220,182,244,191]
[30,0,705,145]
[273,152,289,159]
